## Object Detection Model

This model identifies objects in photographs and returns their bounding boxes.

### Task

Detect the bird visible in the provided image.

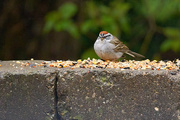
[94,31,145,60]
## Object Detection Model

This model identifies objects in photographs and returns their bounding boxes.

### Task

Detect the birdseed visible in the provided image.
[6,58,180,71]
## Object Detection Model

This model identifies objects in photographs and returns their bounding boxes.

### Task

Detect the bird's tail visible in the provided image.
[125,50,145,58]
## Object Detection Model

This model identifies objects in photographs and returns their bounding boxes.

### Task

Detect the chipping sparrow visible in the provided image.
[94,31,145,60]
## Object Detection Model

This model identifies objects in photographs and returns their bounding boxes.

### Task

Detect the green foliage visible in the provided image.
[140,0,179,21]
[44,1,131,37]
[44,2,79,38]
[58,3,77,19]
[163,27,180,38]
[161,28,180,52]
[44,0,180,60]
[81,48,99,59]
[81,1,131,35]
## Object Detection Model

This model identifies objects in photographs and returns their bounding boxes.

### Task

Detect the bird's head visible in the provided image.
[98,31,113,41]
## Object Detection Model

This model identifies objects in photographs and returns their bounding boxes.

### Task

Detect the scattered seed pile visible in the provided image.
[2,58,180,71]
[48,59,180,70]
[10,58,179,71]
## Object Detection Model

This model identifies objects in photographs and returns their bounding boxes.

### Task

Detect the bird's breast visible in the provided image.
[94,40,122,60]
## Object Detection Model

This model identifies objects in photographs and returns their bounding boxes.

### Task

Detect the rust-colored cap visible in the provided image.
[99,31,108,34]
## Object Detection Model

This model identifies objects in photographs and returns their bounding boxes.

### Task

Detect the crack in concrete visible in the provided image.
[54,73,63,120]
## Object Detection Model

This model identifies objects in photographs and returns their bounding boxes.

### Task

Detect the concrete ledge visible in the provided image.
[0,74,55,120]
[58,69,180,120]
[0,61,180,120]
[0,61,57,120]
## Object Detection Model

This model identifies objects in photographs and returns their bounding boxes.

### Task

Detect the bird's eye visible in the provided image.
[104,35,111,39]
[105,35,111,37]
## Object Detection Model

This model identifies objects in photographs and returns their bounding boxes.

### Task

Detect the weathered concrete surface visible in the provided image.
[0,61,57,120]
[58,69,180,120]
[0,61,180,120]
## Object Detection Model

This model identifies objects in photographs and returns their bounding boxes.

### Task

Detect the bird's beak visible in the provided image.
[101,38,104,41]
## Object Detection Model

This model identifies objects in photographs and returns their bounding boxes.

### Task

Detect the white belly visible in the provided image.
[94,40,123,60]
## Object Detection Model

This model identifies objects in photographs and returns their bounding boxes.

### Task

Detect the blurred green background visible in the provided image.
[0,0,180,60]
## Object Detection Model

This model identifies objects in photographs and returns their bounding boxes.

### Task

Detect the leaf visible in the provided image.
[81,20,96,33]
[44,11,60,32]
[43,20,55,33]
[162,28,180,52]
[58,2,77,19]
[163,27,180,38]
[54,20,79,38]
[45,11,59,23]
[161,39,173,52]
[100,15,115,25]
[141,0,160,17]
[140,0,179,21]
[156,1,176,21]
[171,39,180,52]
[54,20,71,31]
[66,23,80,38]
[111,2,130,17]
[43,2,77,33]
[161,39,180,52]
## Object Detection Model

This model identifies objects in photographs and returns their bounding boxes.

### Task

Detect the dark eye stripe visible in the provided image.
[105,35,111,37]
[103,35,111,38]
[99,34,111,38]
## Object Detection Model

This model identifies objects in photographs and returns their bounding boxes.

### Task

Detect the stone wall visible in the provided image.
[0,61,179,120]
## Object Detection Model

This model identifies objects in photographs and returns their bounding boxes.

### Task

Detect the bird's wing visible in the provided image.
[109,36,129,53]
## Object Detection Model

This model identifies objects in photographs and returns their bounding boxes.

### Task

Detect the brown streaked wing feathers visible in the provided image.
[109,36,129,53]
